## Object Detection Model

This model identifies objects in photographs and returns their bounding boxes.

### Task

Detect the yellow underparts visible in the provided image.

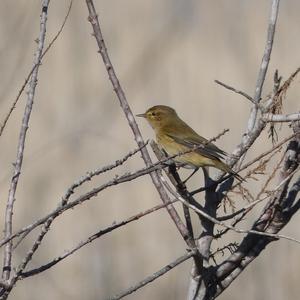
[157,133,230,173]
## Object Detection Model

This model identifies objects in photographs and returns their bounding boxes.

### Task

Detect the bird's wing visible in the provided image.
[166,132,227,160]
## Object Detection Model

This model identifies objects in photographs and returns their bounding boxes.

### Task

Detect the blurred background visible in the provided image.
[0,1,299,299]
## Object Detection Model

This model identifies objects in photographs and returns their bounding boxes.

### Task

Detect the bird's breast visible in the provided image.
[156,132,220,168]
[156,133,186,155]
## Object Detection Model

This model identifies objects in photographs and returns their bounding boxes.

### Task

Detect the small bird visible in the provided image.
[137,105,242,181]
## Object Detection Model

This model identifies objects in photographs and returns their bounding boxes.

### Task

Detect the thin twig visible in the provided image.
[254,147,285,201]
[0,154,172,247]
[0,0,73,138]
[110,251,195,300]
[19,199,177,279]
[219,0,280,191]
[150,131,229,242]
[0,144,158,248]
[159,175,300,245]
[1,0,51,283]
[13,142,148,250]
[240,132,296,171]
[12,144,148,284]
[248,0,280,131]
[217,147,284,223]
[214,80,256,105]
[216,166,299,238]
[85,0,194,252]
[191,132,296,195]
[151,141,196,240]
[210,243,239,259]
[217,198,268,222]
[0,128,228,248]
[0,165,166,247]
[214,122,300,298]
[262,112,300,122]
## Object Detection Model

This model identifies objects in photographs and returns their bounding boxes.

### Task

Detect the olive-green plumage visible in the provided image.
[137,105,242,181]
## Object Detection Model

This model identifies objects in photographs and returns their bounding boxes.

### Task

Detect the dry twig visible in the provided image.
[1,0,51,285]
[0,1,73,138]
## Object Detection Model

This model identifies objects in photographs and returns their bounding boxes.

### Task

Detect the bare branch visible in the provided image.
[111,251,195,300]
[159,174,300,245]
[0,0,73,138]
[151,142,196,240]
[239,132,296,171]
[213,121,300,298]
[2,0,51,283]
[216,165,298,238]
[62,141,148,204]
[12,144,148,279]
[0,146,169,248]
[85,0,195,252]
[0,1,298,300]
[84,7,229,262]
[262,112,300,122]
[191,132,296,196]
[18,199,177,279]
[0,128,229,251]
[214,80,256,105]
[248,0,280,131]
[283,176,300,216]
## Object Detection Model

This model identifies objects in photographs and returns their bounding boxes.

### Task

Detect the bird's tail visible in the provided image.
[215,160,244,182]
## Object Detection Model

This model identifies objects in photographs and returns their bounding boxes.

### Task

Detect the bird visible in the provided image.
[136,105,242,182]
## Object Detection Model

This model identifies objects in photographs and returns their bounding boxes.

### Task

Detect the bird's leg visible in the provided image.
[182,167,199,184]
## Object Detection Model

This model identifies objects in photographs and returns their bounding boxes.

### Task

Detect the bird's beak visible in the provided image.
[136,113,146,118]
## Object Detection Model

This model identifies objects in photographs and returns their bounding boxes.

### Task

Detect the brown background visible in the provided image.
[0,1,299,299]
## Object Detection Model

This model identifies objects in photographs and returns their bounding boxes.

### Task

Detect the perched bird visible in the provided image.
[137,105,242,181]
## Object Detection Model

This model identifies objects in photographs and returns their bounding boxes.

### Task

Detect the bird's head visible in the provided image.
[136,105,178,130]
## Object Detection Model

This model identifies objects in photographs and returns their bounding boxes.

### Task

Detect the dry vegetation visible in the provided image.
[0,1,299,299]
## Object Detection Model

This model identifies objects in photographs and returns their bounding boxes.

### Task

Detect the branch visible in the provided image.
[0,128,229,250]
[222,0,285,175]
[111,251,195,300]
[1,0,51,284]
[190,132,296,196]
[151,142,195,236]
[160,174,300,244]
[247,0,280,131]
[214,80,256,105]
[216,165,298,238]
[85,0,200,263]
[19,199,177,278]
[14,142,148,250]
[239,132,297,171]
[11,144,147,285]
[0,145,166,248]
[213,121,300,298]
[283,177,300,217]
[262,112,300,122]
[0,0,73,138]
[63,143,149,208]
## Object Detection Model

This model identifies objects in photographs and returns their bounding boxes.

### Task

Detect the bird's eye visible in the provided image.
[151,112,156,116]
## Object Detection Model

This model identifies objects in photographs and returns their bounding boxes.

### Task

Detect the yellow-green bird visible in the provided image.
[137,105,242,181]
